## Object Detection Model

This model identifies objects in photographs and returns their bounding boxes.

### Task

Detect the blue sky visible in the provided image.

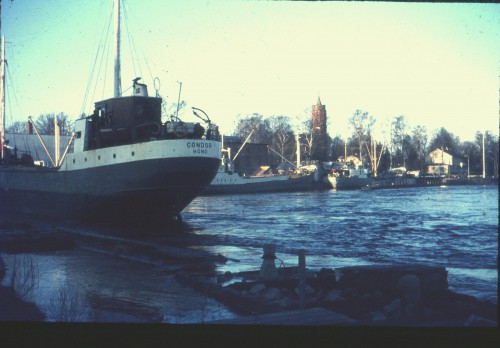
[2,0,499,142]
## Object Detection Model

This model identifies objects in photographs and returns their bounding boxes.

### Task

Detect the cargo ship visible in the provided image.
[0,0,222,224]
[202,135,327,195]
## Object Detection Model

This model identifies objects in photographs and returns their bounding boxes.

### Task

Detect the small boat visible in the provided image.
[328,162,372,190]
[202,135,326,195]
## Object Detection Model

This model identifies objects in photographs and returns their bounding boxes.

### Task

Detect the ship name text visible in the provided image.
[187,141,213,155]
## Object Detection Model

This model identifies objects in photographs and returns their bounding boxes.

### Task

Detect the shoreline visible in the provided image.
[1,250,497,326]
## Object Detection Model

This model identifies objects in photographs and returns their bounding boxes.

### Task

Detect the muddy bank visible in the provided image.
[0,257,44,321]
[0,223,232,323]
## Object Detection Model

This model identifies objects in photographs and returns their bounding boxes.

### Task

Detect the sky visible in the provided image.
[1,0,499,142]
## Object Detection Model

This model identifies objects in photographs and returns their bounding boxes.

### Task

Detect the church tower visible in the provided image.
[311,97,328,161]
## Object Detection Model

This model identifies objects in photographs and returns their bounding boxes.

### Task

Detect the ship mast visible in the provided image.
[296,136,301,168]
[114,0,122,97]
[54,113,60,166]
[1,35,5,161]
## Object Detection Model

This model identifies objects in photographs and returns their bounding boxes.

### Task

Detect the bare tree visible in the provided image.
[48,283,87,322]
[163,99,187,122]
[8,255,39,301]
[6,121,27,134]
[295,118,315,162]
[268,115,294,164]
[34,113,72,135]
[348,109,375,167]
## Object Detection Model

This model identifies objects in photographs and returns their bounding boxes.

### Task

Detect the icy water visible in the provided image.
[1,184,498,323]
[185,185,498,303]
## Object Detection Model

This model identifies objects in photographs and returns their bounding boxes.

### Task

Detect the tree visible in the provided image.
[460,140,481,176]
[6,121,27,134]
[390,115,407,168]
[330,135,345,162]
[348,109,375,167]
[296,118,314,162]
[378,147,391,173]
[233,113,273,145]
[428,127,460,156]
[33,113,72,135]
[268,115,295,165]
[404,138,420,171]
[411,125,428,172]
[163,100,186,122]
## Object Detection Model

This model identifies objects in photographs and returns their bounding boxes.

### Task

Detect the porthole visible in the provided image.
[98,155,101,160]
[131,151,135,156]
[113,154,116,159]
[85,157,87,162]
[73,159,75,164]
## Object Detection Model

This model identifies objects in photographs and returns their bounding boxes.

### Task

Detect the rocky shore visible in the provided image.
[176,264,497,327]
[0,223,497,327]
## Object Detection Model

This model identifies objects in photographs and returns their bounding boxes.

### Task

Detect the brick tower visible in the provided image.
[311,97,328,161]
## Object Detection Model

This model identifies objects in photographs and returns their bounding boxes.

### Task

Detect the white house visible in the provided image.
[426,148,453,176]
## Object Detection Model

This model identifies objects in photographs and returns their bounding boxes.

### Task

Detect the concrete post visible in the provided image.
[259,244,278,281]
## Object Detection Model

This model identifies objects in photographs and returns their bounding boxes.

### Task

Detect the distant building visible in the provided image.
[311,97,328,161]
[223,136,270,176]
[425,147,463,176]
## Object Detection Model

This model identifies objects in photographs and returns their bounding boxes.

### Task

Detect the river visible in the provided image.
[188,185,498,302]
[1,184,498,323]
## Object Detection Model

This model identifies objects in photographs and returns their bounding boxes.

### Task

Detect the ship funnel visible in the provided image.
[133,77,148,97]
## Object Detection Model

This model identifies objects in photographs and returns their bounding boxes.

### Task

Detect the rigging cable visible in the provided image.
[123,0,155,88]
[98,32,112,102]
[79,8,113,117]
[5,51,25,128]
[92,10,112,108]
[4,56,20,153]
[122,1,140,80]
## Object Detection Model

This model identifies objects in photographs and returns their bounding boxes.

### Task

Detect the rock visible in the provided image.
[274,297,295,308]
[398,274,421,304]
[341,288,356,298]
[316,268,336,291]
[326,289,343,302]
[383,298,402,318]
[294,284,315,297]
[398,275,422,319]
[0,256,5,281]
[370,311,387,321]
[361,292,373,300]
[217,271,233,284]
[464,314,497,327]
[334,265,448,294]
[249,283,266,295]
[263,287,281,301]
[372,291,384,300]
